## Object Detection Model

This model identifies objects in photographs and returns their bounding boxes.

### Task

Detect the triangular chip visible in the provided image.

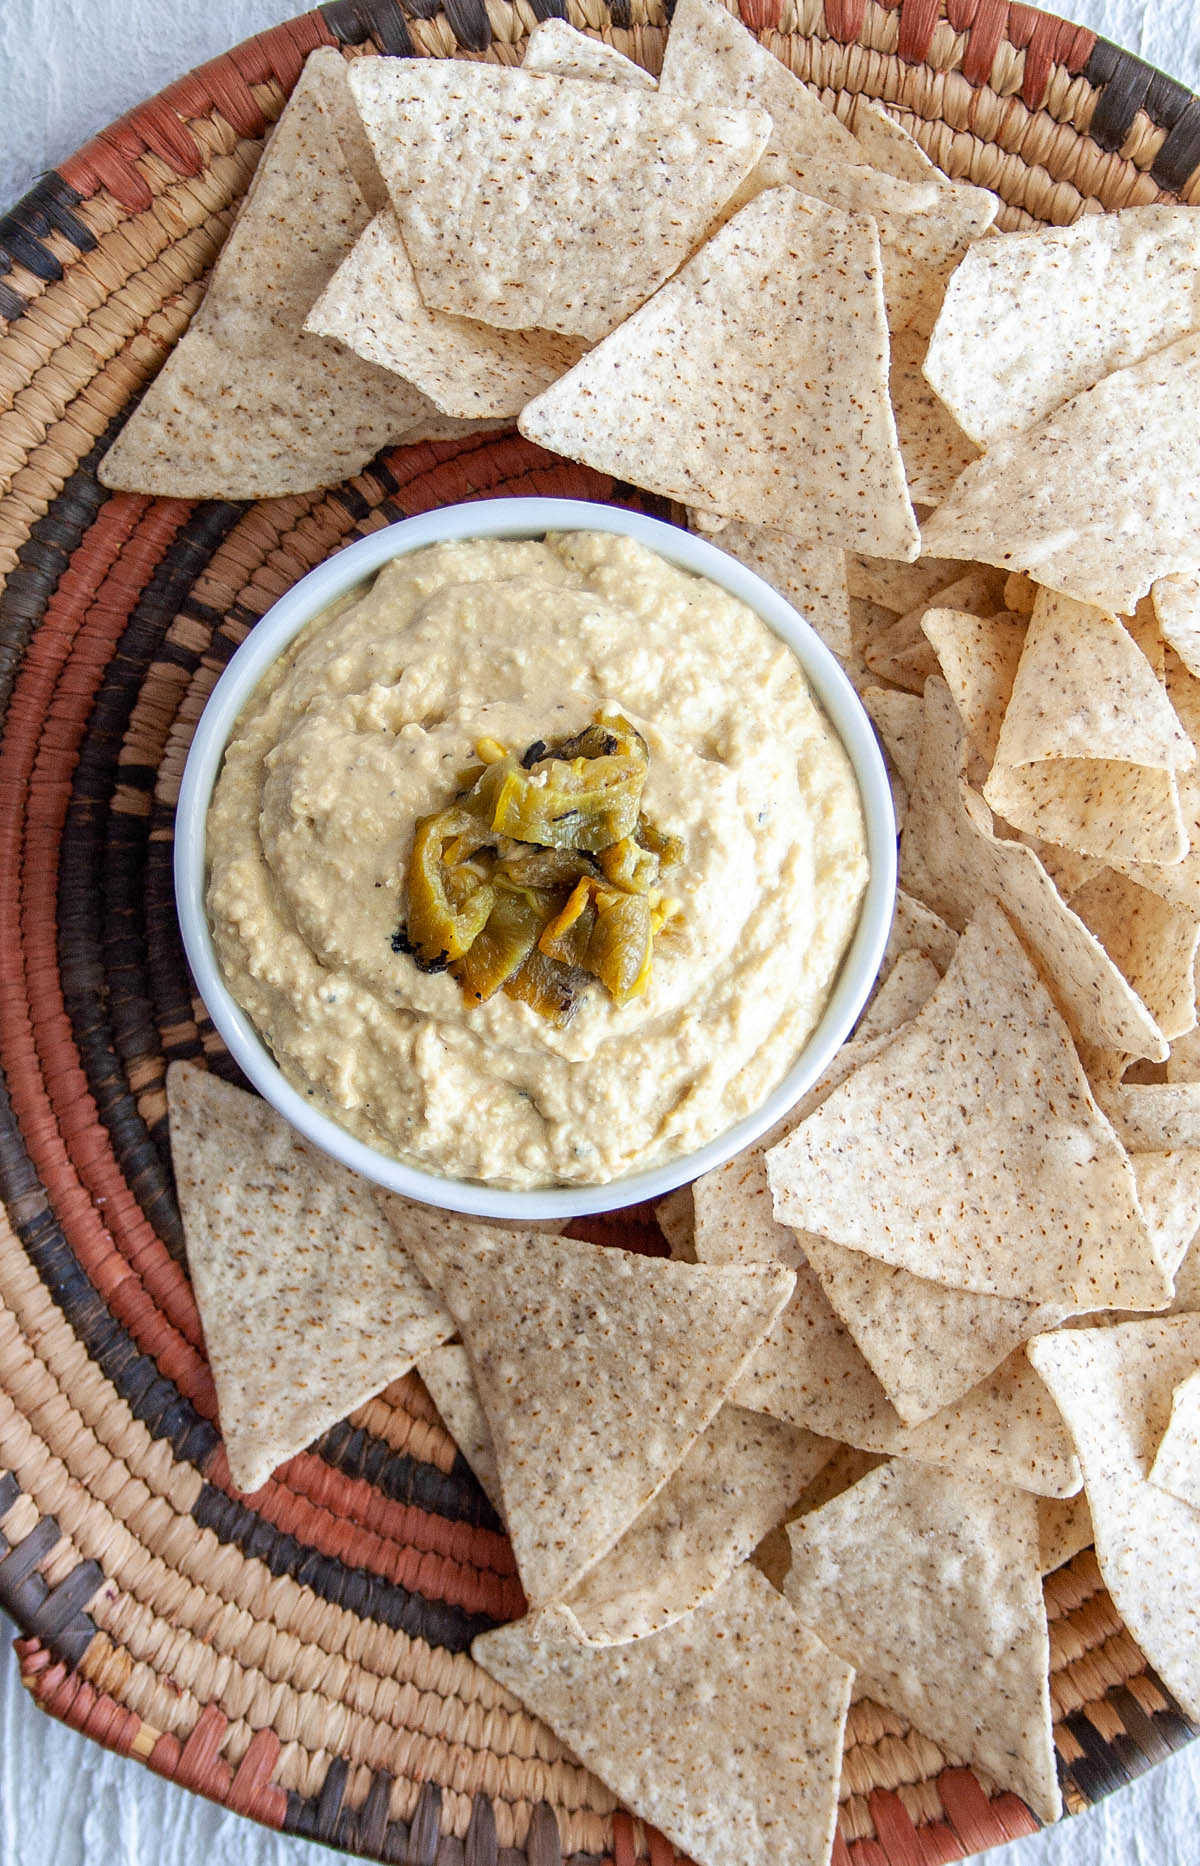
[784,1461,1061,1821]
[767,901,1168,1309]
[700,519,851,659]
[983,589,1193,864]
[1153,571,1200,678]
[99,50,443,498]
[901,679,1168,1059]
[473,1566,853,1866]
[305,210,586,420]
[379,1202,793,1604]
[522,19,658,87]
[862,688,924,799]
[520,188,919,555]
[424,1339,829,1641]
[853,949,939,1042]
[923,207,1200,445]
[921,606,1025,764]
[920,333,1200,614]
[1030,1317,1200,1720]
[168,1063,453,1494]
[654,1185,696,1259]
[348,59,768,340]
[1118,652,1200,910]
[1068,870,1200,1041]
[1037,1489,1094,1574]
[890,324,980,504]
[862,568,1004,693]
[1149,1368,1200,1511]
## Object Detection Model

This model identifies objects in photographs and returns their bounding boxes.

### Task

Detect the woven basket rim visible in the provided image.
[0,5,1198,1866]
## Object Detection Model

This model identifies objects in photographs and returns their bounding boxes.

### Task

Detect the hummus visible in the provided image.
[206,532,869,1188]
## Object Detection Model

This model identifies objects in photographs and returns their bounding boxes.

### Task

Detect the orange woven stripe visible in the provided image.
[58,13,334,209]
[824,0,870,42]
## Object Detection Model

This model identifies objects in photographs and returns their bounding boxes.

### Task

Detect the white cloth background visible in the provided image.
[0,1,1198,1861]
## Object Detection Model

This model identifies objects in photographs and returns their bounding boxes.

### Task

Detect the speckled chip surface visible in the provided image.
[473,1565,854,1866]
[379,1203,794,1606]
[519,189,920,556]
[1149,1366,1200,1512]
[347,60,769,341]
[167,1064,454,1494]
[767,900,1168,1310]
[784,1459,1061,1821]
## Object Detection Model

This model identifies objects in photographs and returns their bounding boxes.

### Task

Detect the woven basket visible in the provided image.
[1,3,1198,1860]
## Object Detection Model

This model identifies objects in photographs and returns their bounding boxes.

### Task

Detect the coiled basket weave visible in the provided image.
[1,2,1199,1860]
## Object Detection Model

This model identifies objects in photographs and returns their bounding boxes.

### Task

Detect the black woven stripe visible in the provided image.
[59,501,245,1261]
[315,1417,502,1534]
[321,0,414,56]
[0,457,109,720]
[16,1205,219,1467]
[1152,97,1200,194]
[0,1471,19,1522]
[59,496,246,1253]
[191,1483,498,1651]
[442,0,491,53]
[530,0,567,19]
[1084,40,1160,152]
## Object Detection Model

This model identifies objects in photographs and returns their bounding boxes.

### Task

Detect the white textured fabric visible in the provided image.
[1,2,1199,1863]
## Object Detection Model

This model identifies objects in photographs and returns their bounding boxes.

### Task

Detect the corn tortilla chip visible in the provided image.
[846,550,968,614]
[1030,1317,1200,1720]
[901,680,1169,1060]
[1117,653,1200,912]
[99,50,445,499]
[1037,1490,1093,1575]
[853,949,940,1043]
[654,1185,696,1258]
[1131,1151,1200,1279]
[862,688,923,799]
[168,1064,453,1494]
[1153,571,1200,678]
[522,19,657,88]
[863,569,1005,693]
[348,60,769,341]
[784,1461,1061,1821]
[378,1201,793,1606]
[418,1342,503,1513]
[768,901,1169,1309]
[921,607,1025,764]
[1098,1081,1200,1153]
[520,188,919,556]
[920,334,1200,614]
[305,210,586,421]
[983,589,1192,865]
[1069,871,1200,1042]
[890,325,980,504]
[1149,1369,1200,1513]
[475,1566,853,1866]
[923,207,1200,446]
[699,519,851,659]
[884,887,958,974]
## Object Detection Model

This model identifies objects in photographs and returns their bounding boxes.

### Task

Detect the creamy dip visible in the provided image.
[205,532,869,1188]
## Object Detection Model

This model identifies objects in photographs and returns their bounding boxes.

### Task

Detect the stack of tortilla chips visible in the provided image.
[150,10,1200,1863]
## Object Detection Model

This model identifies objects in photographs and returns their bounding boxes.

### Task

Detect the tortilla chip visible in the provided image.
[378,1202,793,1606]
[1037,1490,1094,1575]
[901,680,1169,1060]
[564,1404,832,1644]
[1153,571,1200,678]
[768,901,1168,1309]
[700,519,850,658]
[305,210,586,420]
[98,50,449,499]
[923,207,1200,447]
[1068,870,1200,1041]
[862,687,924,800]
[803,1232,1072,1428]
[920,333,1200,615]
[1098,1081,1200,1153]
[884,887,959,975]
[347,60,768,341]
[982,589,1192,865]
[1030,1317,1200,1720]
[522,19,657,88]
[1116,654,1200,913]
[784,1461,1060,1820]
[417,1342,503,1513]
[473,1566,853,1866]
[863,569,1005,693]
[520,188,919,556]
[1131,1151,1200,1279]
[921,607,1025,764]
[167,1064,453,1494]
[1149,1369,1200,1512]
[890,325,980,504]
[854,949,939,1042]
[846,550,969,614]
[655,1185,696,1258]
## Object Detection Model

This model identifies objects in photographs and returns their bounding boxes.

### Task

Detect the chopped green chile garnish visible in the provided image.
[396,715,681,1021]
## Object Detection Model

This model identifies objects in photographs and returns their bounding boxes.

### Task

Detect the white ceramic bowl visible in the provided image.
[175,496,897,1220]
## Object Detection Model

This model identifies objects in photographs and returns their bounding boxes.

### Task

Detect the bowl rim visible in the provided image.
[174,494,897,1219]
